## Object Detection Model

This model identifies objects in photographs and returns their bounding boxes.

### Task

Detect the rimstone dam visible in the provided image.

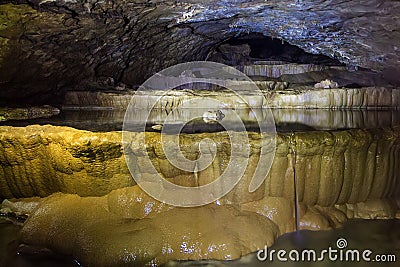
[0,1,400,266]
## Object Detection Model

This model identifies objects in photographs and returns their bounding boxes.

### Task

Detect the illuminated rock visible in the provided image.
[0,125,399,206]
[234,64,330,78]
[0,125,133,198]
[0,106,59,122]
[20,186,279,266]
[314,79,339,89]
[14,184,398,265]
[64,87,400,109]
[0,198,40,217]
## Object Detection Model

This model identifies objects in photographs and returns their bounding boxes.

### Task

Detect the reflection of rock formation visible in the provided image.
[7,108,400,132]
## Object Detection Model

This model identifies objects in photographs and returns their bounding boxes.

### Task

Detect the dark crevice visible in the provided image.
[211,32,344,66]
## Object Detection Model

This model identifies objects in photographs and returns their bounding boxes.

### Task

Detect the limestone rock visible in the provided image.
[63,86,400,110]
[1,125,399,207]
[1,1,400,104]
[314,79,339,89]
[20,186,279,266]
[336,199,398,219]
[241,197,296,234]
[0,125,133,198]
[16,184,394,265]
[0,197,40,217]
[0,106,60,122]
[217,43,251,65]
[235,64,329,78]
[202,110,225,123]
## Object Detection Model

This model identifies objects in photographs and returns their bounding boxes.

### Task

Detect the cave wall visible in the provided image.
[1,0,400,104]
[1,125,399,205]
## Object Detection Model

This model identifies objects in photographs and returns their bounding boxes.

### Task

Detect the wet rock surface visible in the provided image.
[1,216,399,267]
[4,185,397,266]
[0,124,399,265]
[1,125,399,206]
[19,187,279,266]
[0,125,133,198]
[1,1,400,104]
[164,219,400,267]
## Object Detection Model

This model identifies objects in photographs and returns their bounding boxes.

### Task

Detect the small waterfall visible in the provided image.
[289,133,300,233]
[194,161,199,186]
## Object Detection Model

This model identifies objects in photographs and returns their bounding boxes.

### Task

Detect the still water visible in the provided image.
[1,108,400,132]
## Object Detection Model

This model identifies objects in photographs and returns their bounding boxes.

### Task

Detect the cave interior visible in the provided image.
[0,1,399,266]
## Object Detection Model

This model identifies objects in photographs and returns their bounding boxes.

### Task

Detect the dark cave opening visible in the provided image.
[207,33,395,88]
[210,33,344,66]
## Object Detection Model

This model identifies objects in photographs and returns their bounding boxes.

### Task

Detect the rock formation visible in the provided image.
[63,86,400,109]
[12,183,398,266]
[1,1,400,104]
[1,125,399,205]
[0,106,60,122]
[1,0,400,265]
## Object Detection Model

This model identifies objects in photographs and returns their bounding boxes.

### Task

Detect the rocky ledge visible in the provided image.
[0,124,399,265]
[0,106,60,122]
[1,125,399,206]
[1,185,397,266]
[64,86,400,109]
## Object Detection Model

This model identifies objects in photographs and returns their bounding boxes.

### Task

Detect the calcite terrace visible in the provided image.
[1,125,399,203]
[0,123,399,265]
[64,87,400,110]
[15,185,399,266]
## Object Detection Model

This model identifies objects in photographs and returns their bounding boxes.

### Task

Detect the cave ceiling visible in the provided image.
[0,0,399,103]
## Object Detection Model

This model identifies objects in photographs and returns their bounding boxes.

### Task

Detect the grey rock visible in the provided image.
[1,1,400,104]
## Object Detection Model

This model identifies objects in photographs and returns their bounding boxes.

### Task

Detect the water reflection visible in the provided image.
[165,219,400,267]
[0,217,75,267]
[1,108,400,132]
